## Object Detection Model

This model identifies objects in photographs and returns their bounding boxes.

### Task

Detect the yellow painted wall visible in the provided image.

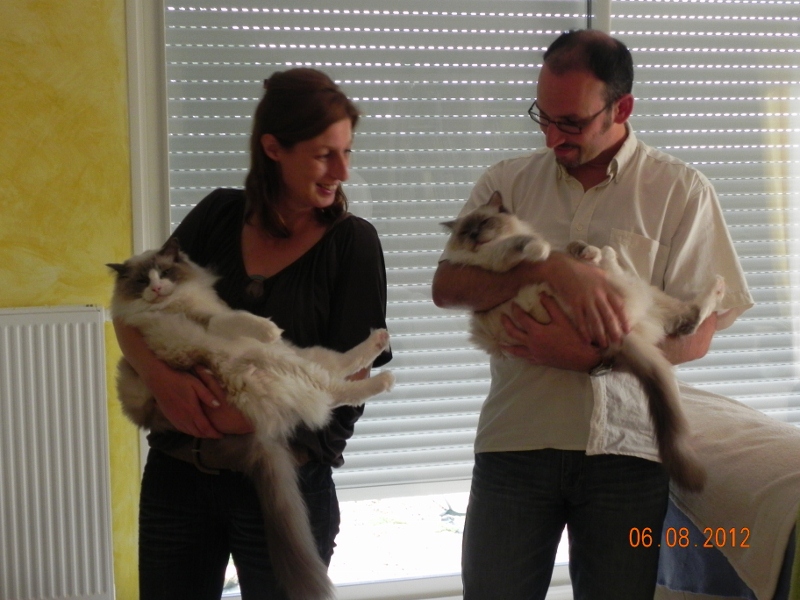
[0,1,139,598]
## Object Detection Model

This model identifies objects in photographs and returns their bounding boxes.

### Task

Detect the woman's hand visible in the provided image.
[114,318,254,436]
[501,295,603,372]
[113,318,223,438]
[140,362,224,439]
[194,367,255,434]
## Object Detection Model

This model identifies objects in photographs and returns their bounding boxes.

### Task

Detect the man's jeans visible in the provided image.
[138,448,339,600]
[462,449,669,600]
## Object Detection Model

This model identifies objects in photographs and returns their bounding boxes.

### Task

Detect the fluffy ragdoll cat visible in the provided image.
[107,238,394,600]
[442,191,726,492]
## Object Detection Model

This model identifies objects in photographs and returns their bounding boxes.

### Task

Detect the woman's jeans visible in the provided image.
[139,448,340,600]
[462,449,669,600]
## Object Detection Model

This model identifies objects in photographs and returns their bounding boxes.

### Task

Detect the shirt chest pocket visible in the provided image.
[609,229,668,287]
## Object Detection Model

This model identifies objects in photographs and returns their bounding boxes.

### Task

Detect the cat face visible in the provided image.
[108,238,194,304]
[450,208,507,250]
[443,192,515,251]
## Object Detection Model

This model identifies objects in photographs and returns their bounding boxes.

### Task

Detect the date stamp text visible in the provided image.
[629,527,751,549]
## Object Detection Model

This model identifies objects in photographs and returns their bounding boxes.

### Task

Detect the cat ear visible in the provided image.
[487,191,506,212]
[160,237,183,260]
[106,263,127,276]
[441,220,457,231]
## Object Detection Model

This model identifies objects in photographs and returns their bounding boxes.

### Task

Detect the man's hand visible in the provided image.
[540,253,629,348]
[500,295,603,372]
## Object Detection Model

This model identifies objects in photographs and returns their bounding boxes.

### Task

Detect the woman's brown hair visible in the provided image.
[244,68,360,238]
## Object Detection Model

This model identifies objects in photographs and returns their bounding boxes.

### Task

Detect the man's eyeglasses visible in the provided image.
[527,100,612,135]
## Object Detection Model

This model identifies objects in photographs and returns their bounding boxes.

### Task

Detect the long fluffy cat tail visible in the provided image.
[618,333,707,493]
[244,438,335,600]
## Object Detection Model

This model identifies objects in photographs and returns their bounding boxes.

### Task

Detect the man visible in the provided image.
[432,30,753,599]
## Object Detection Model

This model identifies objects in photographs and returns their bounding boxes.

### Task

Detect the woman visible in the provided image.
[114,68,391,599]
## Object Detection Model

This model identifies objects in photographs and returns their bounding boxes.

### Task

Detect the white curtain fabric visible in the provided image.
[163,0,800,496]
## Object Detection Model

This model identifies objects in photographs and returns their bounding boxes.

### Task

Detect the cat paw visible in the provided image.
[505,235,549,263]
[669,309,702,337]
[712,275,726,303]
[506,235,534,255]
[566,240,588,258]
[522,237,550,262]
[369,328,391,352]
[257,319,284,343]
[694,275,726,323]
[374,370,395,392]
[598,246,617,266]
[567,241,601,264]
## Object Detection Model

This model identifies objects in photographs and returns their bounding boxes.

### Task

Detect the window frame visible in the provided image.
[126,0,170,256]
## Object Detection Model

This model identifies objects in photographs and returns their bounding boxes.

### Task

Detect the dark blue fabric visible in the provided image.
[773,527,795,600]
[462,450,670,600]
[657,499,756,598]
[139,449,339,600]
[657,498,796,599]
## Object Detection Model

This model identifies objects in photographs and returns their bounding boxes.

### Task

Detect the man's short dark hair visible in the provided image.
[544,30,634,104]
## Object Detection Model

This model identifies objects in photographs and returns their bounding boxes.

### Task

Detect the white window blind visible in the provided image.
[164,0,586,496]
[609,2,800,424]
[163,0,799,497]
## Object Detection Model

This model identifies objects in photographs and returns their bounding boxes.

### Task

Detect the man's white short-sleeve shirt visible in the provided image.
[442,126,753,460]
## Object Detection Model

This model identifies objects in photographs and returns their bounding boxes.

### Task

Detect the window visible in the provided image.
[612,1,800,418]
[127,0,799,597]
[157,5,585,594]
[161,1,586,499]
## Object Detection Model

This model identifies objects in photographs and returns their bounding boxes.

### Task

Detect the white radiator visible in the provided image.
[0,306,115,600]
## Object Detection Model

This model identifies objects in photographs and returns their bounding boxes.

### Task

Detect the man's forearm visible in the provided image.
[431,259,545,312]
[660,312,718,365]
